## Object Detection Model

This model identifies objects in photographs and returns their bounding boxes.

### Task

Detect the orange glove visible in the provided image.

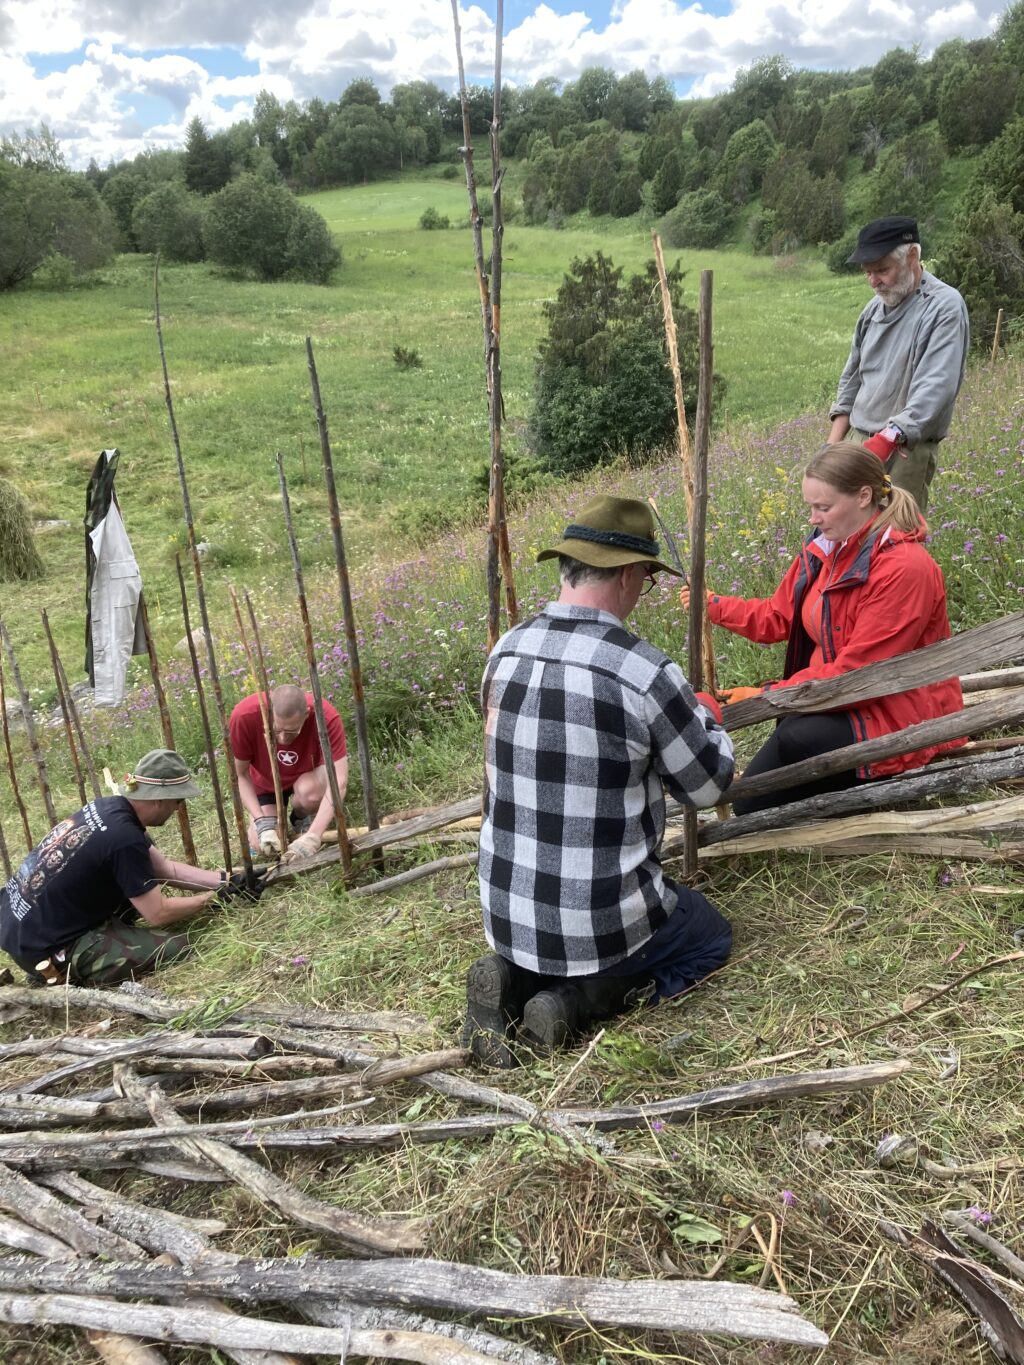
[718,685,763,706]
[693,690,723,723]
[679,586,712,611]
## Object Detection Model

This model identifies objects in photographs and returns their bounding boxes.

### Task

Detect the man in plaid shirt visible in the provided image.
[464,494,735,1066]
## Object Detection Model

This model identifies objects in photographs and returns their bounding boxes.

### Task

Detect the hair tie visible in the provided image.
[881,474,893,494]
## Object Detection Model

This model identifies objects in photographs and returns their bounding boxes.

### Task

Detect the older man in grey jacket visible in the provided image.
[828,216,969,512]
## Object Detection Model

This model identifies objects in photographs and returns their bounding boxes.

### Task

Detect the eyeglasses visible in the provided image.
[640,566,660,597]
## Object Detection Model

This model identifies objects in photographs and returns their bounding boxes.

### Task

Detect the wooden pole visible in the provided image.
[0,620,57,828]
[174,556,232,873]
[51,645,101,801]
[991,308,1004,362]
[681,271,716,877]
[154,261,251,883]
[450,0,517,651]
[0,645,33,852]
[229,589,287,857]
[274,452,352,874]
[136,594,196,863]
[40,611,86,807]
[0,813,11,880]
[304,337,379,837]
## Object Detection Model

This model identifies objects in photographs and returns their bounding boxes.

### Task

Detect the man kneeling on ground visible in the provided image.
[229,683,348,864]
[463,495,735,1067]
[0,749,265,987]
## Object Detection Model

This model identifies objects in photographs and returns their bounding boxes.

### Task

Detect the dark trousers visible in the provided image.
[501,888,733,1021]
[733,712,859,815]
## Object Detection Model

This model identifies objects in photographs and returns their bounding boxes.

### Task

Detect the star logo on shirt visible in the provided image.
[278,749,299,767]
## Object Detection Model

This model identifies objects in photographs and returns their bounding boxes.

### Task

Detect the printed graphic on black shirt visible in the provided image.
[0,797,155,962]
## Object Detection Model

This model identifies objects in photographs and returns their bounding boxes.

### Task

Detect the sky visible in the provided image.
[0,0,1013,169]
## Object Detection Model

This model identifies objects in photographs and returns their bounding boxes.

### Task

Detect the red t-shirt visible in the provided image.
[229,692,347,794]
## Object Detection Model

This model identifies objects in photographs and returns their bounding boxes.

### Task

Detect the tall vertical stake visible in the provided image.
[153,260,251,881]
[230,588,288,857]
[0,814,10,880]
[305,338,379,837]
[684,269,715,878]
[652,231,716,695]
[41,611,87,807]
[0,619,57,827]
[0,646,33,852]
[275,451,352,874]
[137,593,196,862]
[52,648,101,800]
[175,555,233,873]
[451,0,517,651]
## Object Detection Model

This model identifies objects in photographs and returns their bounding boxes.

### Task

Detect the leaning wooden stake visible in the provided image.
[0,620,56,828]
[451,0,517,650]
[137,593,196,863]
[681,270,716,877]
[230,589,287,857]
[0,815,10,880]
[275,452,351,873]
[40,611,86,807]
[304,338,379,837]
[991,308,1004,362]
[174,556,232,873]
[154,263,252,884]
[0,647,32,852]
[49,635,101,800]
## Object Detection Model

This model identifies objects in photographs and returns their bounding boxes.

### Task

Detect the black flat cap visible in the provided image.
[847,215,919,264]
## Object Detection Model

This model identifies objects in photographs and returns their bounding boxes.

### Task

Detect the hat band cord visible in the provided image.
[129,772,192,786]
[563,524,659,556]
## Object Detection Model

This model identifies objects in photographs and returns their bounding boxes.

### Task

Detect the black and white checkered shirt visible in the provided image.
[479,604,734,976]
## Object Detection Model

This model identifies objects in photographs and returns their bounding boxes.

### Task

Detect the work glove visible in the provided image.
[718,685,764,706]
[280,830,322,864]
[215,868,270,906]
[693,691,723,723]
[679,586,713,611]
[862,425,904,462]
[254,815,282,858]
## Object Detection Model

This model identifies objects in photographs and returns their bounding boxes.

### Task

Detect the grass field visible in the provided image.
[0,176,865,688]
[1,172,1023,1364]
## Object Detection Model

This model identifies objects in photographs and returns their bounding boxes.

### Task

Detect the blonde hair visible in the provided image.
[805,442,924,534]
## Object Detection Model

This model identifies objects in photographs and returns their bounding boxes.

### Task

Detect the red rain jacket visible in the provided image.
[708,516,965,778]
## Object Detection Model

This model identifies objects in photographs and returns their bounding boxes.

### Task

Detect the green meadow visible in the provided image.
[0,175,865,683]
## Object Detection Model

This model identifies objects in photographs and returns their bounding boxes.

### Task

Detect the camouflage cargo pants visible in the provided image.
[65,912,194,987]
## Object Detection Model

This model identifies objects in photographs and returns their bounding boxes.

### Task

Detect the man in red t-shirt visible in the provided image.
[229,684,347,863]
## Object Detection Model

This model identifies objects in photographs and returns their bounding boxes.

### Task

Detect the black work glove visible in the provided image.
[215,868,270,905]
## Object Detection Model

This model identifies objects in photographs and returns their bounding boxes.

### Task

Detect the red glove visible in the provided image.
[718,685,763,706]
[862,425,903,462]
[693,690,723,723]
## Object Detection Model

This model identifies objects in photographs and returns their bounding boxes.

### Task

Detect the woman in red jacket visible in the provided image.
[683,442,963,815]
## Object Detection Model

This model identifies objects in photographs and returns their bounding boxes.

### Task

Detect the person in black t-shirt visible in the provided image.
[0,749,263,986]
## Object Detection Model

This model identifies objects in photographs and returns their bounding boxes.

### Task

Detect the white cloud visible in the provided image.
[0,0,1011,167]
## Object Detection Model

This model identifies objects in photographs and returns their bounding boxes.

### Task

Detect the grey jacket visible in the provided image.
[830,270,969,446]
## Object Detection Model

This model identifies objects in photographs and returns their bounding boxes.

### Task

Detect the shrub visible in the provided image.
[441,164,460,180]
[393,345,423,369]
[419,205,450,229]
[660,190,732,249]
[0,164,116,289]
[935,191,1024,347]
[0,477,44,580]
[529,251,723,475]
[132,182,206,262]
[31,252,75,290]
[203,174,340,282]
[825,229,862,275]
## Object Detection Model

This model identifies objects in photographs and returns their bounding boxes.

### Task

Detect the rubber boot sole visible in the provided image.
[461,954,520,1069]
[519,987,582,1056]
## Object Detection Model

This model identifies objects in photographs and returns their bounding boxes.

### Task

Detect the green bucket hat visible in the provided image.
[119,749,201,801]
[537,494,682,576]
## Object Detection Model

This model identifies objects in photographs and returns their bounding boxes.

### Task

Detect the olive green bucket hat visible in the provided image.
[537,494,682,576]
[119,749,201,800]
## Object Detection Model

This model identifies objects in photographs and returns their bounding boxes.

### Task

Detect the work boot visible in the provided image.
[519,984,586,1056]
[461,953,522,1069]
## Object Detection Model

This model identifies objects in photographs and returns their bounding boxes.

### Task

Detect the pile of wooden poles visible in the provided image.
[1,979,955,1357]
